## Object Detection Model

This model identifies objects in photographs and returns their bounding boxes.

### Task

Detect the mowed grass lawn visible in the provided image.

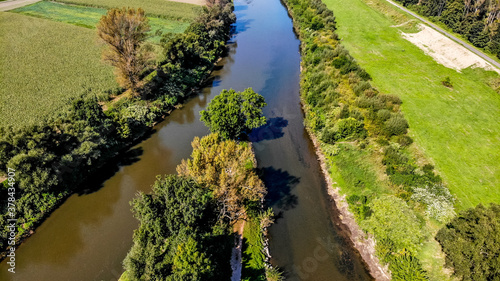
[322,0,500,210]
[56,0,201,20]
[0,12,117,128]
[13,1,190,44]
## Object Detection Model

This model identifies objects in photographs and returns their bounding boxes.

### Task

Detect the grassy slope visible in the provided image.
[241,218,266,281]
[55,0,200,20]
[0,12,117,128]
[322,0,500,211]
[13,1,189,44]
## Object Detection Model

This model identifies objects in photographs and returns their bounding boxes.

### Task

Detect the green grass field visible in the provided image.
[56,0,200,21]
[0,12,117,127]
[322,0,500,211]
[13,1,190,44]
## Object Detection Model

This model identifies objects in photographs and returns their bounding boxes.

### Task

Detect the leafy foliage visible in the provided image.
[123,175,232,281]
[362,196,425,254]
[200,88,267,140]
[177,133,266,221]
[436,204,500,281]
[411,184,455,222]
[97,7,153,93]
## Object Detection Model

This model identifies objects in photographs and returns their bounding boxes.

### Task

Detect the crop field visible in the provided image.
[56,0,201,20]
[0,12,117,128]
[13,1,190,44]
[322,0,500,211]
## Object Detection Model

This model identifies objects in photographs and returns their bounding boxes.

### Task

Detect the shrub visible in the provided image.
[389,251,429,281]
[384,114,408,136]
[362,195,425,253]
[441,76,453,88]
[353,81,371,96]
[321,117,366,144]
[394,135,413,146]
[377,109,392,121]
[411,184,455,222]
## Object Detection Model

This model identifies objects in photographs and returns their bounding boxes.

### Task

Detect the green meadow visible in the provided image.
[322,0,500,210]
[13,1,190,43]
[55,0,200,20]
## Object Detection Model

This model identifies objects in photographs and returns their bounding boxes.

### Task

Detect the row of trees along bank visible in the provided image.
[120,88,283,281]
[281,0,460,279]
[0,0,235,260]
[396,0,500,59]
[285,0,500,280]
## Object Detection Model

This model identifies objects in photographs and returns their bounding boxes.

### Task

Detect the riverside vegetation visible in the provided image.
[121,89,282,280]
[0,0,235,260]
[282,0,499,280]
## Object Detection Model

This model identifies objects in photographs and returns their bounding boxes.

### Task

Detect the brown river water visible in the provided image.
[0,0,373,280]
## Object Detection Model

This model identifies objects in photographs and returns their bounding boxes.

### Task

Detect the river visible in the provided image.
[0,0,373,280]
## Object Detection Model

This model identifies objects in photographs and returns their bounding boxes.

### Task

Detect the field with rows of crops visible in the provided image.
[0,0,195,128]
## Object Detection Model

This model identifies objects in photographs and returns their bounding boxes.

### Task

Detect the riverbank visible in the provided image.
[307,128,391,280]
[282,0,455,279]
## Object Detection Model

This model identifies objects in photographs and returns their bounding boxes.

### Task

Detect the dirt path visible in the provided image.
[384,0,500,72]
[402,24,500,74]
[230,220,245,281]
[0,0,40,11]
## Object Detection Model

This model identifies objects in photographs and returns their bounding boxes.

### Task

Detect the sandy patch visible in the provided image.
[168,0,204,5]
[402,24,500,74]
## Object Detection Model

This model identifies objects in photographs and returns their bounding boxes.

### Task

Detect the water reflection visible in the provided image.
[260,166,299,211]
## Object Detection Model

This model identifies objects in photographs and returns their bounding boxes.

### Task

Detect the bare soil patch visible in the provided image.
[402,24,500,74]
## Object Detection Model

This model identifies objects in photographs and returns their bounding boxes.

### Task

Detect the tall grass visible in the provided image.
[13,1,190,44]
[55,0,201,21]
[0,12,117,128]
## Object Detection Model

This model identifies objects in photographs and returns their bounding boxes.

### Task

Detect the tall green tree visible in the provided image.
[200,88,267,140]
[97,8,152,94]
[436,204,500,281]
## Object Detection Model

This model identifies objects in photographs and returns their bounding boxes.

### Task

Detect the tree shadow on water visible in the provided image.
[249,117,288,143]
[75,146,143,195]
[259,167,299,212]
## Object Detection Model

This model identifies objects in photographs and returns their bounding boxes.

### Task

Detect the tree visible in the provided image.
[123,175,217,280]
[200,88,267,140]
[97,8,152,94]
[170,236,212,281]
[436,204,500,281]
[176,133,266,221]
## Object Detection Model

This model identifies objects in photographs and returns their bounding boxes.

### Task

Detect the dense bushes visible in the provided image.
[436,204,500,281]
[0,0,235,259]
